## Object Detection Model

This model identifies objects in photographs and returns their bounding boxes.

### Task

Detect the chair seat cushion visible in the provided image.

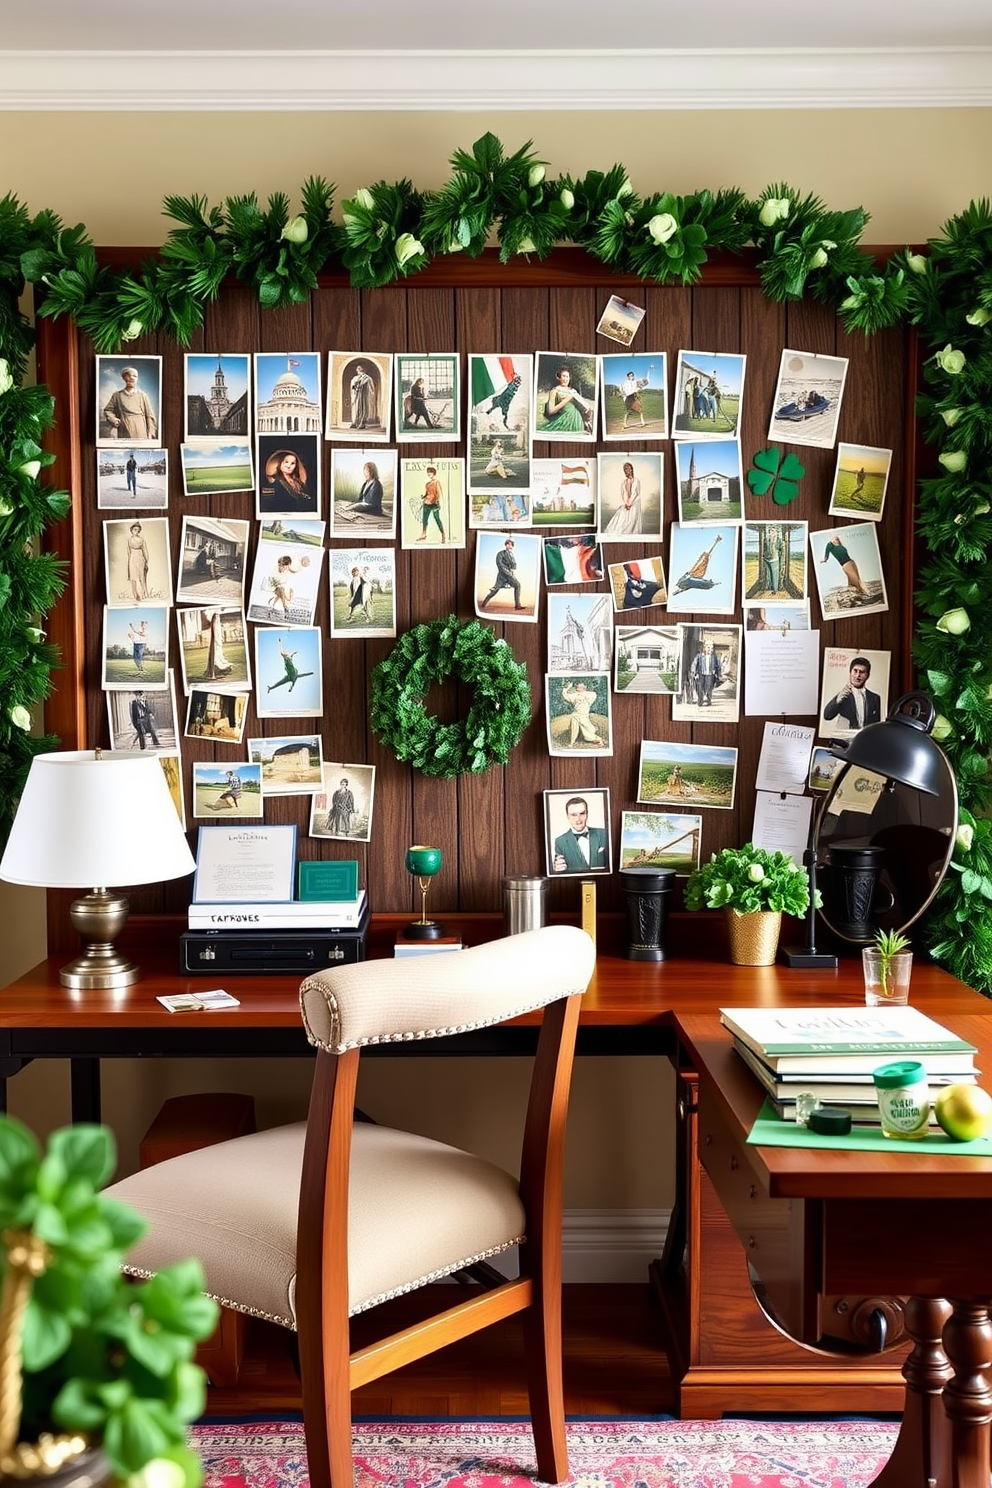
[104,1121,526,1327]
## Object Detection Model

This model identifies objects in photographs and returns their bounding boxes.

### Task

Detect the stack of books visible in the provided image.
[720,1005,980,1127]
[187,889,367,931]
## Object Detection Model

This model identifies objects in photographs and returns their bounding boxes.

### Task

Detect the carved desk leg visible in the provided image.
[870,1297,951,1488]
[941,1299,992,1488]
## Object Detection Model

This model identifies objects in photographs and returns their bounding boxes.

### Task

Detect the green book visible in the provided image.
[720,1005,977,1075]
[298,859,359,903]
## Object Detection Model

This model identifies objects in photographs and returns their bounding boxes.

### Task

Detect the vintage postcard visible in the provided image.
[547,592,614,674]
[596,294,645,347]
[742,520,808,607]
[329,447,397,539]
[394,353,460,442]
[248,733,324,796]
[247,526,323,628]
[674,439,743,524]
[310,762,376,843]
[600,353,668,441]
[103,517,172,607]
[532,353,598,444]
[400,457,466,549]
[180,439,254,498]
[544,788,612,877]
[102,605,169,690]
[192,762,263,820]
[329,547,396,639]
[818,647,891,739]
[106,669,180,752]
[469,488,532,529]
[619,811,702,876]
[597,450,664,541]
[176,606,251,694]
[176,516,248,607]
[254,627,323,719]
[809,522,888,620]
[768,350,849,450]
[158,753,187,830]
[468,354,532,495]
[530,457,597,528]
[543,534,604,586]
[746,602,810,632]
[546,673,613,758]
[637,740,738,810]
[96,355,162,447]
[97,448,168,510]
[829,443,893,522]
[672,352,745,441]
[667,524,739,615]
[325,352,392,443]
[184,354,251,440]
[608,556,667,614]
[614,624,680,695]
[671,623,742,725]
[254,352,322,435]
[474,532,541,623]
[256,432,321,518]
[184,688,249,745]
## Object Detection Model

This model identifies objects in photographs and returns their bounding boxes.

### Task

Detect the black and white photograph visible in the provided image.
[103,517,172,607]
[768,349,849,450]
[176,517,248,607]
[547,592,614,675]
[106,670,180,752]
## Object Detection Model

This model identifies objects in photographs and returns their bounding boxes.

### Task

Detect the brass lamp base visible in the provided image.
[60,890,140,990]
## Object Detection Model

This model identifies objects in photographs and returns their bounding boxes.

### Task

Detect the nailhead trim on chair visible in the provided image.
[299,994,575,1054]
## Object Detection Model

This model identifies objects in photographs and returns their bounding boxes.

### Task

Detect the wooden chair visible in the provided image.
[104,925,595,1488]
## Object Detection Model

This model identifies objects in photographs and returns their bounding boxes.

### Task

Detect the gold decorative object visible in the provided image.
[726,909,782,966]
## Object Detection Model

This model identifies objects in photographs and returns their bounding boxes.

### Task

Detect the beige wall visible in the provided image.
[2,103,989,1199]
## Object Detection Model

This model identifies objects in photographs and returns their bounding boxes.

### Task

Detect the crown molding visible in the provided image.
[0,47,990,110]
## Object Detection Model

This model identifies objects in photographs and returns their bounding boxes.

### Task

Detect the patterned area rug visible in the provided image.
[193,1416,900,1487]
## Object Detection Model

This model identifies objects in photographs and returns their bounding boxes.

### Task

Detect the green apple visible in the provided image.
[934,1083,992,1141]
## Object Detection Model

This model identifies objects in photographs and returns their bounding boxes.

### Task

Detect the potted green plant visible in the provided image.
[863,928,913,1004]
[684,843,814,965]
[0,1115,218,1487]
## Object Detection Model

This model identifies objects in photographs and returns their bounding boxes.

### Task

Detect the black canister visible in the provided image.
[619,867,675,961]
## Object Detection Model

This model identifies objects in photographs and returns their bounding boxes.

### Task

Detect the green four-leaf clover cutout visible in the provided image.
[747,447,806,505]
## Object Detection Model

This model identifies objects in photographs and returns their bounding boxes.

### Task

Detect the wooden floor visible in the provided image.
[205,1284,672,1418]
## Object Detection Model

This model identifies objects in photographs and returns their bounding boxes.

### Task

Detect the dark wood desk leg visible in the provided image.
[869,1297,951,1488]
[0,1058,30,1115]
[70,1059,102,1124]
[941,1299,992,1488]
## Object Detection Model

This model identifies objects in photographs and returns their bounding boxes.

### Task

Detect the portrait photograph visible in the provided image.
[184,688,248,745]
[248,733,324,797]
[809,521,888,620]
[309,762,376,843]
[637,740,739,810]
[600,353,668,441]
[254,627,323,719]
[672,352,745,441]
[102,604,169,690]
[543,788,612,877]
[818,646,891,739]
[325,352,392,443]
[394,353,460,442]
[671,623,742,725]
[674,438,743,524]
[666,524,739,616]
[547,591,614,675]
[176,606,250,694]
[546,673,613,758]
[103,517,172,607]
[474,532,541,623]
[180,439,254,497]
[96,355,162,448]
[597,451,664,541]
[106,670,179,752]
[742,521,808,608]
[529,457,596,528]
[400,457,466,549]
[247,531,324,628]
[532,353,598,444]
[608,555,667,614]
[614,623,680,695]
[768,349,849,450]
[595,294,645,348]
[619,811,702,876]
[176,516,248,607]
[329,547,396,640]
[829,443,893,522]
[468,353,532,496]
[256,432,321,518]
[254,352,322,435]
[329,448,397,539]
[543,534,604,586]
[192,762,263,820]
[184,354,251,440]
[97,448,168,510]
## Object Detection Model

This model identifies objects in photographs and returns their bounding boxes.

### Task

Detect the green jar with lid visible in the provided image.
[872,1060,931,1138]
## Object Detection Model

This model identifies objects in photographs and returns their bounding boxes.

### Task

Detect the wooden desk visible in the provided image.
[675,1005,992,1487]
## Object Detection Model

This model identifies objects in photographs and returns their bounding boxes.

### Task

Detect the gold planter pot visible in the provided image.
[725,908,782,966]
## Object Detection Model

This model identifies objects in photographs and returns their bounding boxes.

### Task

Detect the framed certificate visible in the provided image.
[192,824,297,904]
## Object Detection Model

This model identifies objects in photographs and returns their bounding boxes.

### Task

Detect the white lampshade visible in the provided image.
[0,750,195,889]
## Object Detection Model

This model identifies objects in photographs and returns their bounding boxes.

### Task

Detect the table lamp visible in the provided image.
[0,749,196,989]
[403,844,445,940]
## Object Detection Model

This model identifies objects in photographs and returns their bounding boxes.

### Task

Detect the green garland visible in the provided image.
[369,616,531,779]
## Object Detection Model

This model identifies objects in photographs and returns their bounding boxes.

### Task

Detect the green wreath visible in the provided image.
[369,616,531,779]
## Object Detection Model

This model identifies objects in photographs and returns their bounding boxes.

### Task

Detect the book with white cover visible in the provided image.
[720,1004,977,1074]
[188,889,366,929]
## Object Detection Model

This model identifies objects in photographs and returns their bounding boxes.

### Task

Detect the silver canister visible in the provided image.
[503,874,548,935]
